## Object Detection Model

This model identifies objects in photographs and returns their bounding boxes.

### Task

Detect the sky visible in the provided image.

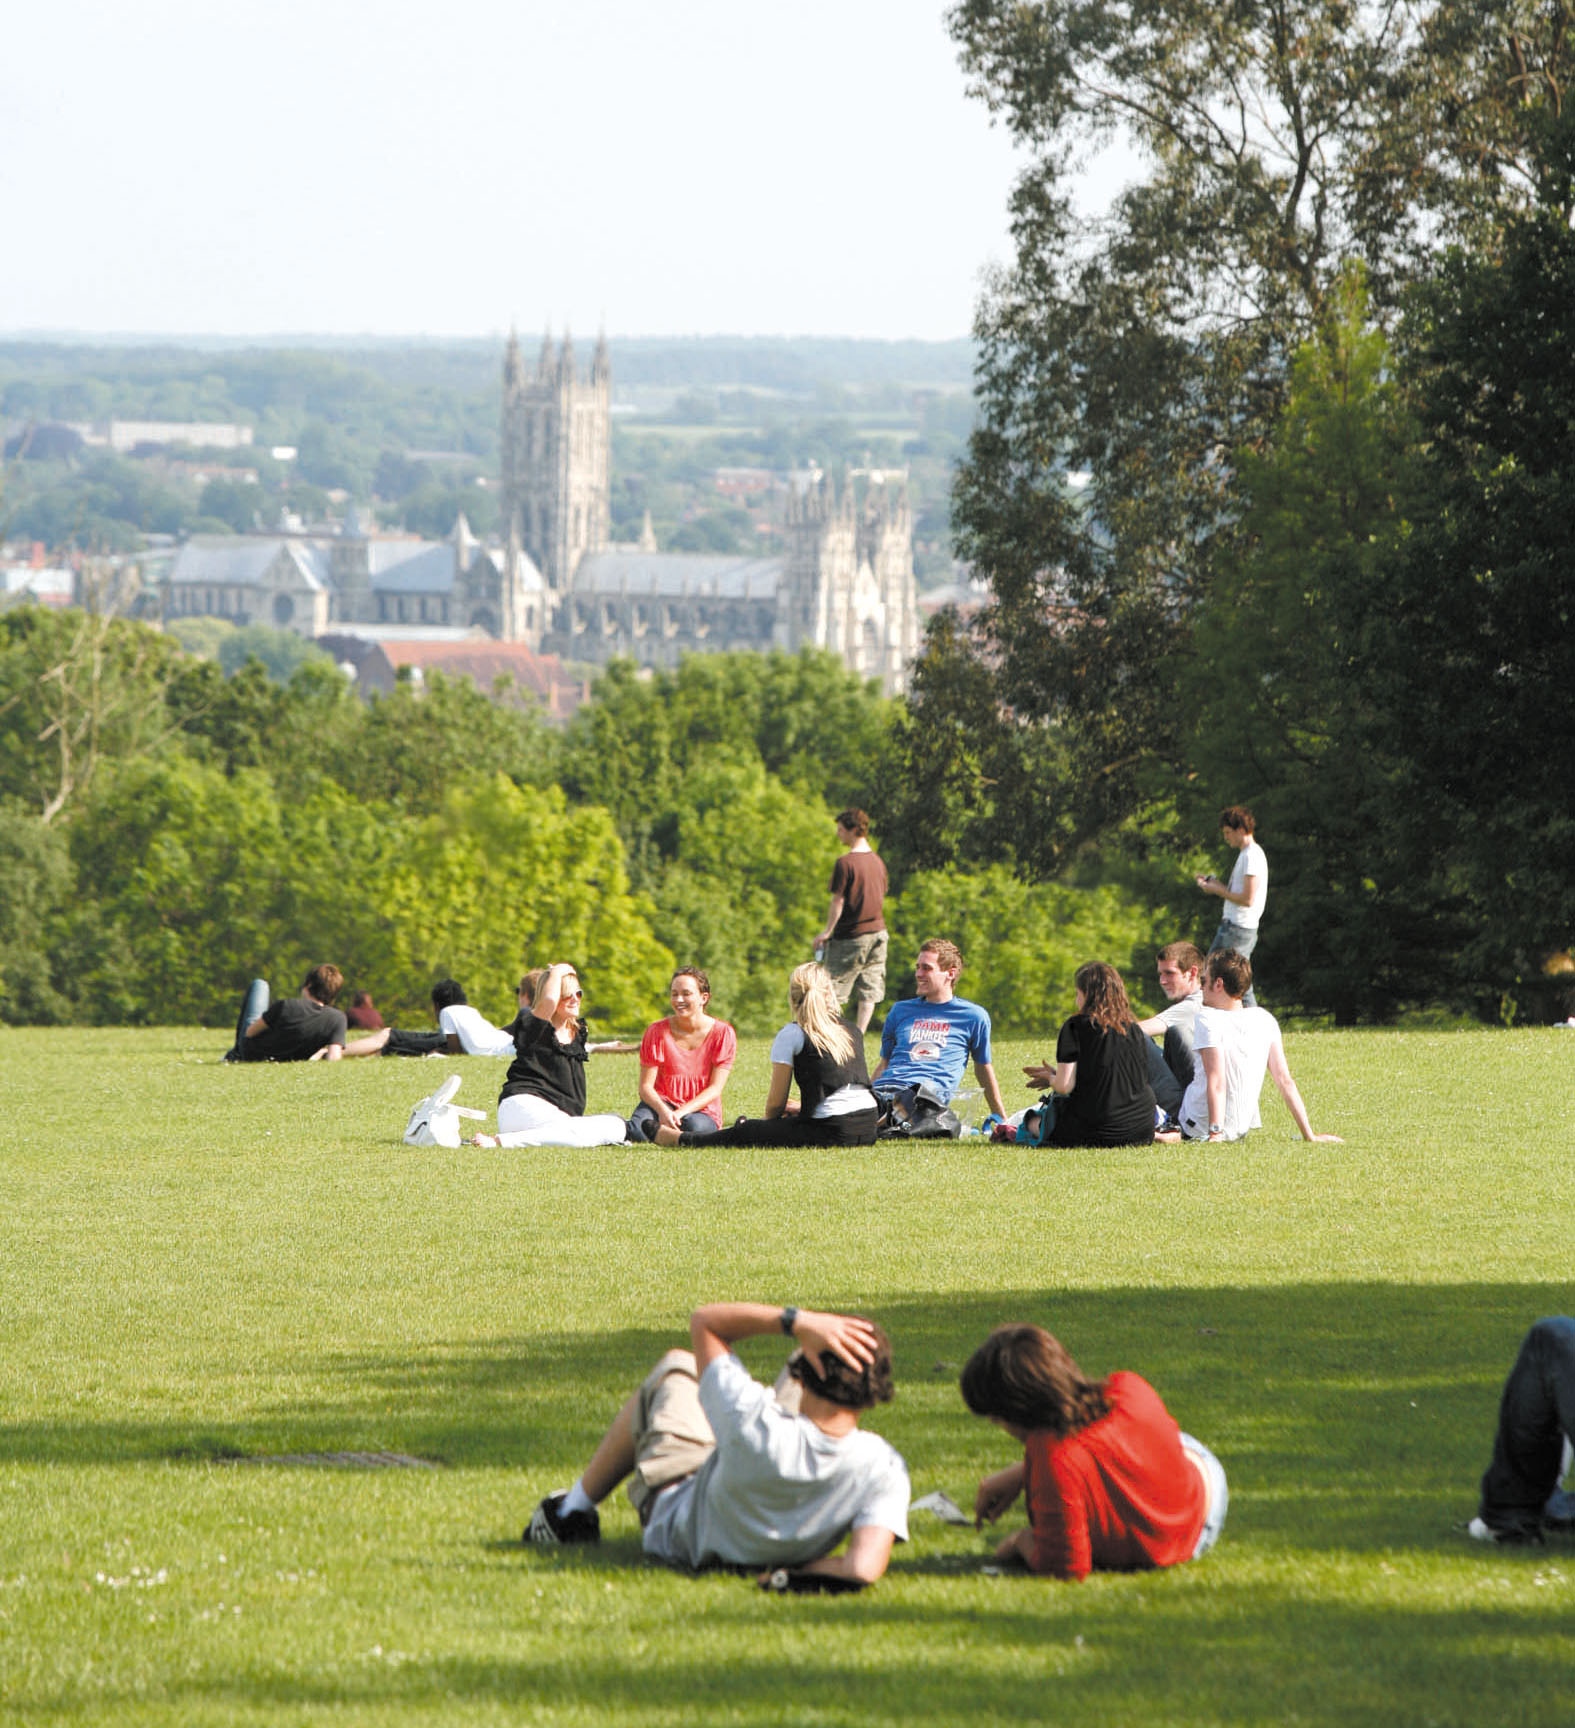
[2,0,1032,343]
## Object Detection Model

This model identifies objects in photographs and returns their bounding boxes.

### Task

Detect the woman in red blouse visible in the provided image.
[627,968,737,1140]
[961,1323,1227,1580]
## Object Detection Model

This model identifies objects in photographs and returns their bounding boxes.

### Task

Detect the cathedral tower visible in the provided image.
[500,329,611,593]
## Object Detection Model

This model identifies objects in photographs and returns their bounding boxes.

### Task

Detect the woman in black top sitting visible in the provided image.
[654,962,878,1147]
[1024,961,1156,1147]
[482,962,629,1147]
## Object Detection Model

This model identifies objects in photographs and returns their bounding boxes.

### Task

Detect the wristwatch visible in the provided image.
[779,1306,799,1336]
[1208,1123,1223,1137]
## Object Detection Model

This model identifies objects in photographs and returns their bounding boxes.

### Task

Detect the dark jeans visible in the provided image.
[1478,1316,1575,1538]
[1209,920,1259,1008]
[1144,1038,1183,1117]
[628,1102,719,1141]
[382,1028,447,1057]
[680,1106,879,1148]
[1163,1023,1197,1093]
[226,978,271,1061]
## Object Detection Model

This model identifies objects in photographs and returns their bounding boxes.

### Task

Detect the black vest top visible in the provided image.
[793,1015,871,1118]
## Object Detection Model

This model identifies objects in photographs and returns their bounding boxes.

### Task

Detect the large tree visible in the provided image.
[1376,189,1575,1012]
[939,0,1575,855]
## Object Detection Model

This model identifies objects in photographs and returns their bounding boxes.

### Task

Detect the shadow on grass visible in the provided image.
[3,1281,1567,1549]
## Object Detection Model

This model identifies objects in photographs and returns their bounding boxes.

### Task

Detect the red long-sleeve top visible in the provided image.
[1023,1371,1206,1580]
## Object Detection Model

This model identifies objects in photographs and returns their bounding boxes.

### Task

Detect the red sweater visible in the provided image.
[1023,1371,1206,1580]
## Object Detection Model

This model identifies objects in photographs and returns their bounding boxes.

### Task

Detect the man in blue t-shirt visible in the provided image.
[872,939,1006,1119]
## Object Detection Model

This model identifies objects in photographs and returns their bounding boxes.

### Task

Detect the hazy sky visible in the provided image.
[2,1,1034,342]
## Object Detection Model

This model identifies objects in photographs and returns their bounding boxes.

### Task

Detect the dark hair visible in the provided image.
[1205,948,1253,999]
[670,967,710,997]
[350,990,374,1009]
[302,964,343,1005]
[1074,961,1136,1033]
[1219,805,1256,835]
[836,807,871,838]
[1157,941,1204,974]
[431,979,467,1011]
[787,1323,894,1410]
[919,938,962,975]
[960,1324,1111,1436]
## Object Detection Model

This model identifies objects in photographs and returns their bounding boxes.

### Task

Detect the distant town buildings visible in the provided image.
[69,420,255,453]
[149,333,923,697]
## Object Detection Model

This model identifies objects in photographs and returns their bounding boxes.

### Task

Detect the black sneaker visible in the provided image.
[527,1493,600,1546]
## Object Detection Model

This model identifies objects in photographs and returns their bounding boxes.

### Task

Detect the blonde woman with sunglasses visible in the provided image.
[480,963,629,1147]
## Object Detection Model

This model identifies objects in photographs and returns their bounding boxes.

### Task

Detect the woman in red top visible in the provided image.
[961,1324,1227,1580]
[627,968,737,1141]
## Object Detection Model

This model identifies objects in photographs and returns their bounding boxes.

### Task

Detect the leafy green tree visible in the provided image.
[646,753,840,1033]
[197,476,260,533]
[1375,196,1575,1011]
[886,864,1173,1037]
[0,806,78,1023]
[217,625,335,685]
[340,670,559,813]
[367,777,673,1031]
[65,756,295,1024]
[0,604,188,821]
[1183,270,1429,1021]
[943,0,1575,851]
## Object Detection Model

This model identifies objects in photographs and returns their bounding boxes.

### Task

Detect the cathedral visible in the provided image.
[499,332,921,694]
[161,335,921,695]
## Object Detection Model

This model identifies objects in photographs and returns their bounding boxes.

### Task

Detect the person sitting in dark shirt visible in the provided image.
[225,964,347,1063]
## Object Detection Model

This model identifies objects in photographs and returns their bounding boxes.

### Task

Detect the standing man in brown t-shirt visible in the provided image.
[814,807,888,1033]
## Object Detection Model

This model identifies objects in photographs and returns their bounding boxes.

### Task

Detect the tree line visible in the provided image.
[0,626,1173,1036]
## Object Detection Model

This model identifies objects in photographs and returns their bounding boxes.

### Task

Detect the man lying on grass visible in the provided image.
[528,1302,910,1589]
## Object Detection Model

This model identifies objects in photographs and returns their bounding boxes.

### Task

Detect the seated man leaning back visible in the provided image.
[527,1301,910,1590]
[872,939,1007,1123]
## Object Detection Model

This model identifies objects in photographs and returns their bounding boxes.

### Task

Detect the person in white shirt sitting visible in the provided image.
[1159,949,1342,1145]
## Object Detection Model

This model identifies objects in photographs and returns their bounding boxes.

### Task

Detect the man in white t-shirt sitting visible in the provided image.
[1132,940,1206,1120]
[527,1301,910,1590]
[1163,950,1342,1144]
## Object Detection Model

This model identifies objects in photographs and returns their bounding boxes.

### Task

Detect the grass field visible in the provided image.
[3,1025,1572,1726]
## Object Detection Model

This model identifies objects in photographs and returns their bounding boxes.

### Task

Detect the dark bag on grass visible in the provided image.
[876,1083,963,1141]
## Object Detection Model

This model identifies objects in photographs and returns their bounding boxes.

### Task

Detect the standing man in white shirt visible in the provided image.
[1166,950,1341,1144]
[1197,805,1268,1006]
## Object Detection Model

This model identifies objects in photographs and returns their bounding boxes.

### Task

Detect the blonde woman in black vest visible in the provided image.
[655,963,878,1147]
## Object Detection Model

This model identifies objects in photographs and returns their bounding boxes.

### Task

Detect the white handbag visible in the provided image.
[403,1074,487,1147]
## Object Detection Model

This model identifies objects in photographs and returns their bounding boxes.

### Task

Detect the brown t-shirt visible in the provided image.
[829,849,887,939]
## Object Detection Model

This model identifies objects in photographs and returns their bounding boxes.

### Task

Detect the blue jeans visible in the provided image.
[227,978,270,1060]
[1209,920,1259,1008]
[1478,1317,1575,1538]
[627,1102,720,1141]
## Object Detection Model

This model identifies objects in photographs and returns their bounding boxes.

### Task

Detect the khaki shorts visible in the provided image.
[627,1349,717,1522]
[824,931,887,1008]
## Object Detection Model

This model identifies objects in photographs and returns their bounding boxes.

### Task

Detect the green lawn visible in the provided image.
[2,1025,1572,1725]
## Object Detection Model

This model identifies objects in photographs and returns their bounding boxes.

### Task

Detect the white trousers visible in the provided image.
[496,1092,627,1147]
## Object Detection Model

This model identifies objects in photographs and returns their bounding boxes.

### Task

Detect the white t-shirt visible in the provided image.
[438,1002,515,1057]
[1226,839,1268,930]
[1156,989,1203,1037]
[642,1351,910,1570]
[1179,1004,1282,1140]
